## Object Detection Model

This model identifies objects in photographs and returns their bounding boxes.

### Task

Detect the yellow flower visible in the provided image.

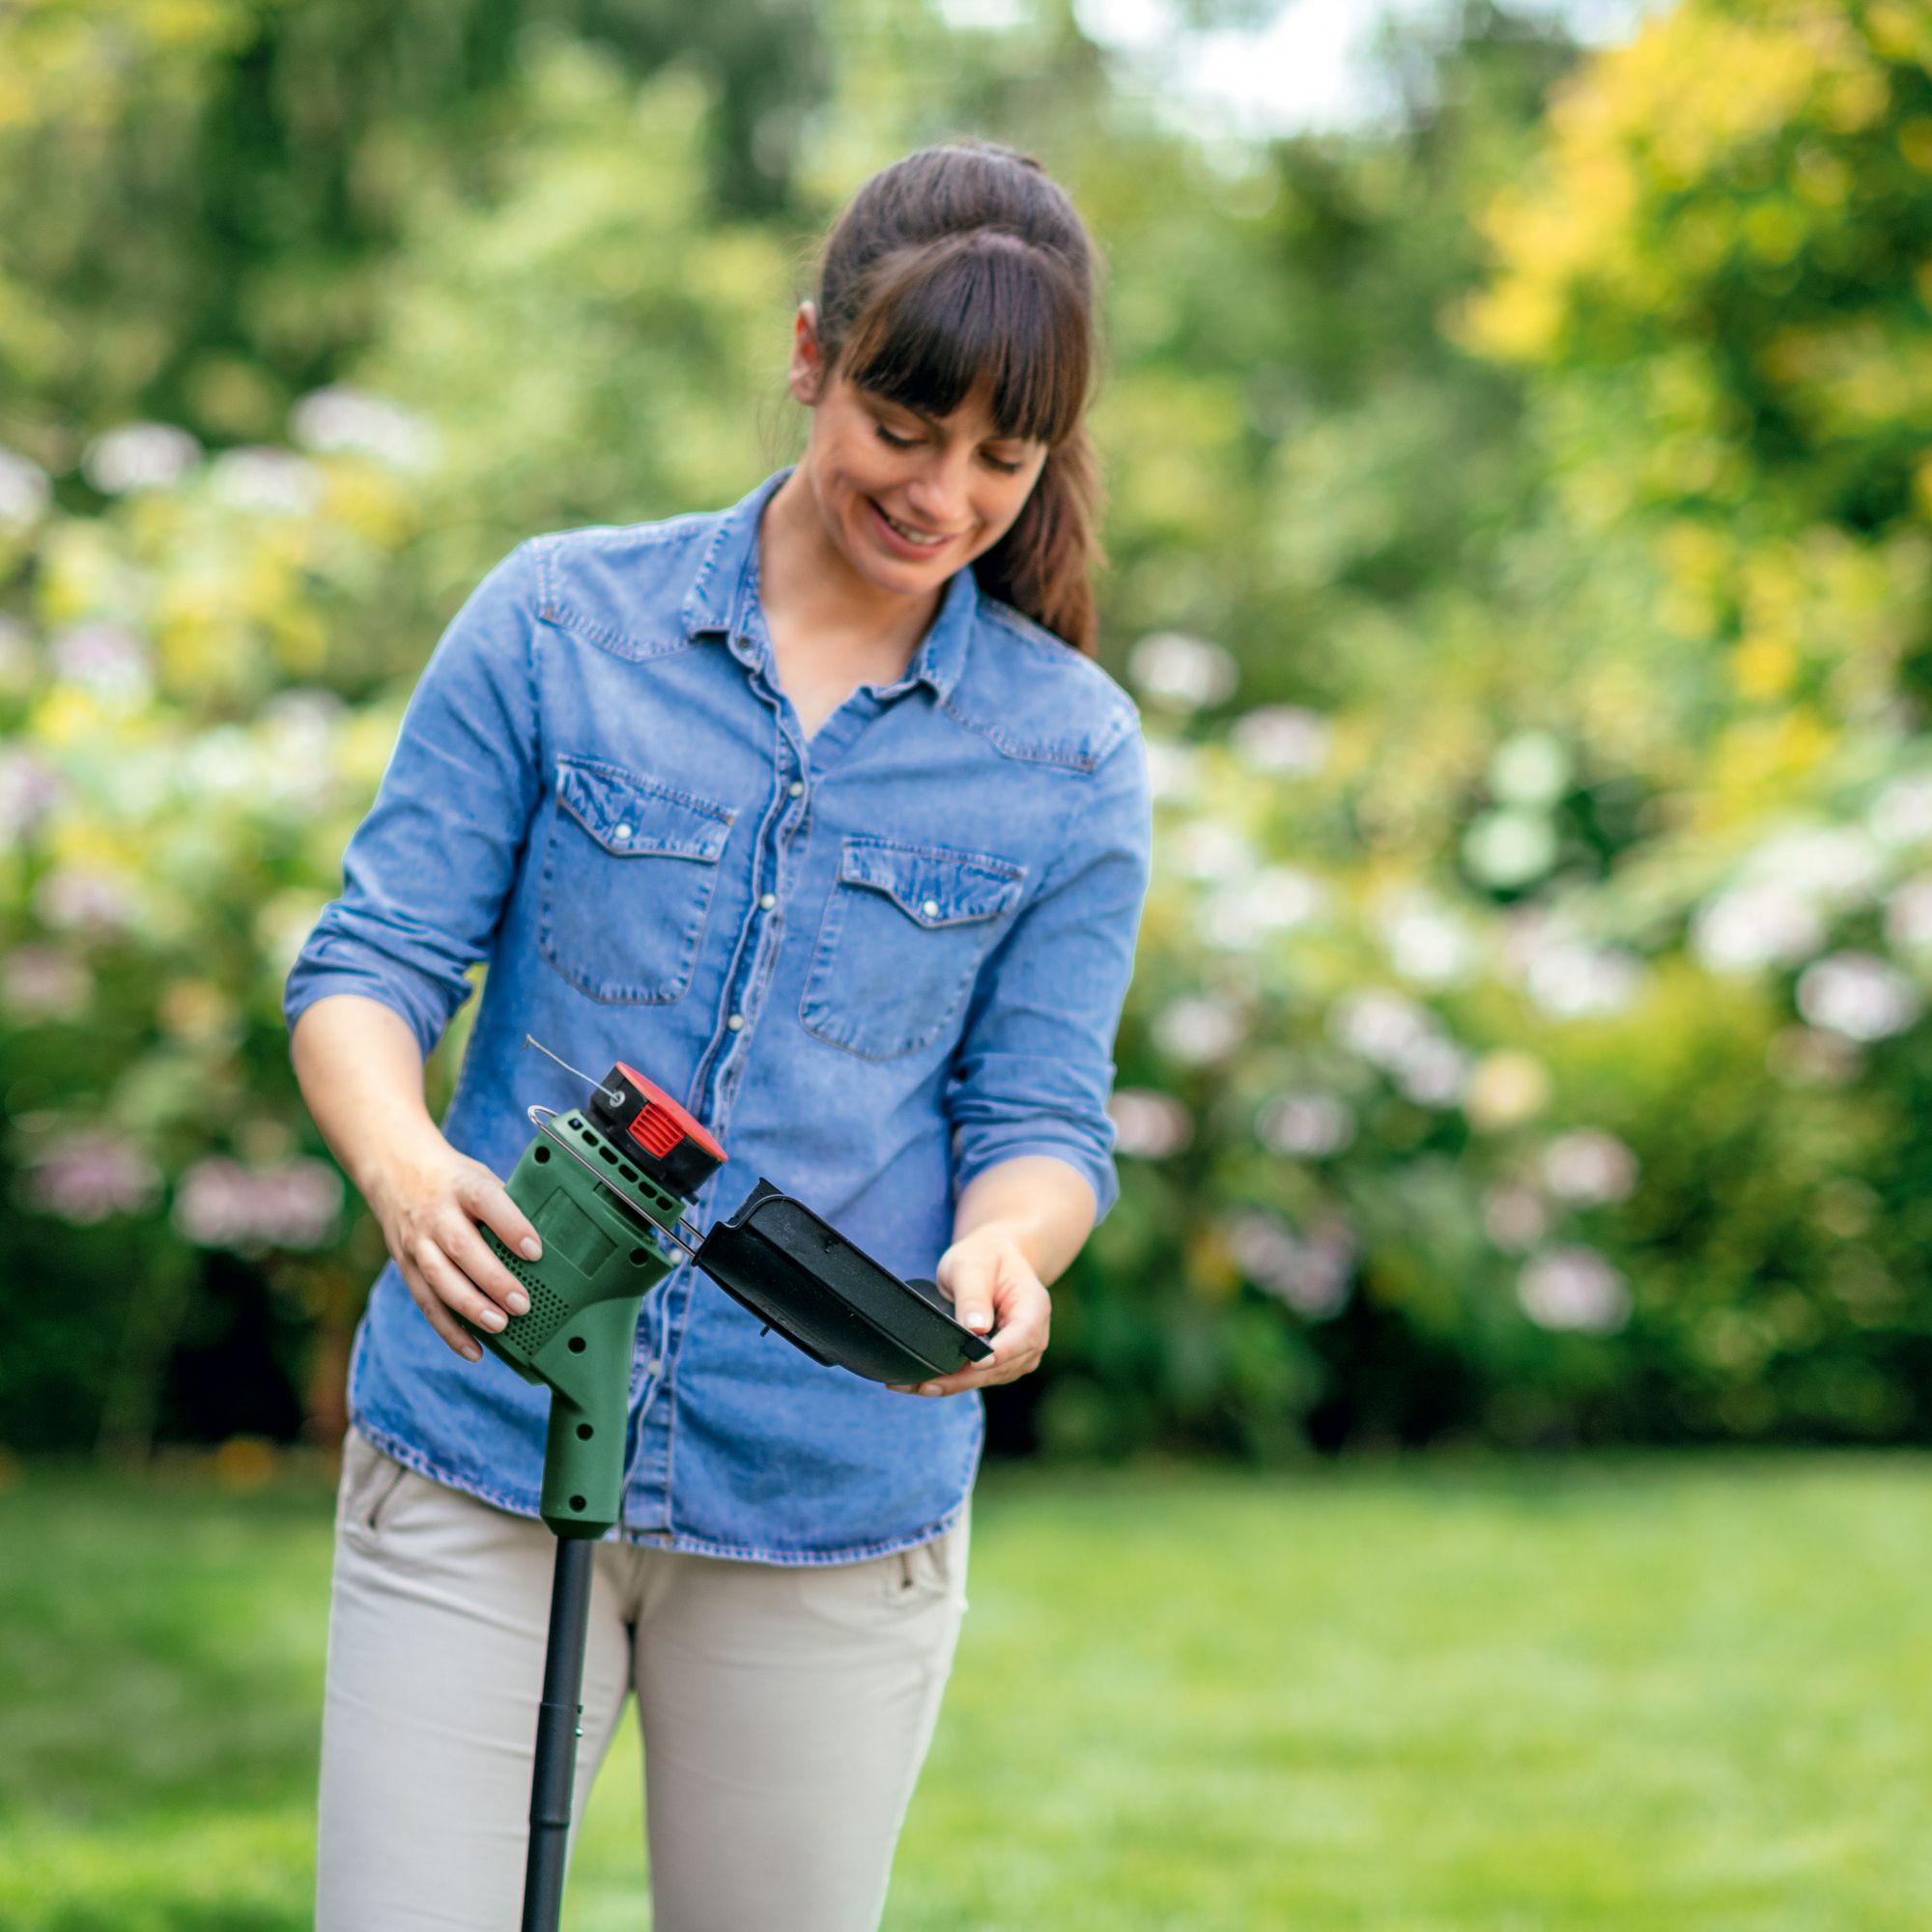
[1731,634,1800,700]
[1465,1052,1552,1133]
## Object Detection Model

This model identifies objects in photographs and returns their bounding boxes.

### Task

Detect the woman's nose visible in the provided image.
[903,447,975,529]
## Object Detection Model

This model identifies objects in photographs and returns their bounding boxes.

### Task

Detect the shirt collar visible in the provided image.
[678,467,976,707]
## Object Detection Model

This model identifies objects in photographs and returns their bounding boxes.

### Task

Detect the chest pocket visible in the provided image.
[801,837,1027,1061]
[537,755,734,1005]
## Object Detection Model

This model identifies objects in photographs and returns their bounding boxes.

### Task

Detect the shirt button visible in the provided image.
[922,898,941,918]
[759,892,776,911]
[727,1012,746,1031]
[642,1356,662,1378]
[613,823,632,841]
[787,780,805,798]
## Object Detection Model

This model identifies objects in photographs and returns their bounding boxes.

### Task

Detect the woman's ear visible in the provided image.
[787,301,825,406]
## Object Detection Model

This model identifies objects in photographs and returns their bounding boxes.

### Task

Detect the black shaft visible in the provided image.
[522,1535,597,1932]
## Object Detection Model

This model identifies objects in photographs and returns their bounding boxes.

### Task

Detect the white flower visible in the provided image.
[1152,994,1246,1065]
[33,867,138,934]
[1490,731,1571,808]
[1224,1208,1355,1319]
[1747,826,1883,910]
[1,946,93,1021]
[1542,1130,1639,1206]
[1144,738,1200,803]
[1519,1247,1630,1334]
[1796,952,1921,1042]
[0,449,51,529]
[1107,1088,1194,1158]
[210,447,323,515]
[1884,874,1932,953]
[1379,896,1479,989]
[1230,704,1329,776]
[1258,1093,1355,1158]
[1328,988,1434,1069]
[181,725,259,799]
[1483,1183,1548,1253]
[1251,867,1327,929]
[1174,820,1256,882]
[1202,866,1326,951]
[0,751,62,840]
[49,622,153,705]
[1524,941,1644,1018]
[1869,773,1932,849]
[81,422,201,494]
[1127,632,1237,710]
[290,385,438,471]
[1463,810,1557,889]
[1692,881,1826,973]
[1392,1036,1472,1109]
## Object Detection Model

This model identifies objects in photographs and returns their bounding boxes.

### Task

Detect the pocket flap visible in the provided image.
[556,758,733,863]
[839,838,1025,928]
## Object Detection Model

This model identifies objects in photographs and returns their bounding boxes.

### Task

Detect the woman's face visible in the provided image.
[789,308,1049,599]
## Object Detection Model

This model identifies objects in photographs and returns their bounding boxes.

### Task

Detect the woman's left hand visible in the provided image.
[889,1226,1050,1397]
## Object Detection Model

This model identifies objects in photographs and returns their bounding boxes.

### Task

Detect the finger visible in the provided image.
[414,1234,513,1343]
[397,1249,484,1362]
[907,1356,1036,1397]
[905,1332,1048,1397]
[441,1197,534,1317]
[462,1170,543,1265]
[936,1253,998,1337]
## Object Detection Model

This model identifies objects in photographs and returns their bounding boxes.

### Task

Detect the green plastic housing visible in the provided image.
[465,1110,681,1538]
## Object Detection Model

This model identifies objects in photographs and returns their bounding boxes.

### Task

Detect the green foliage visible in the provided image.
[5,0,1932,1459]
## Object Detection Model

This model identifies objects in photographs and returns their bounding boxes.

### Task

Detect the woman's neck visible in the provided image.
[757,468,944,676]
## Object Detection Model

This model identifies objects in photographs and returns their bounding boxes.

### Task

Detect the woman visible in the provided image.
[287,139,1151,1931]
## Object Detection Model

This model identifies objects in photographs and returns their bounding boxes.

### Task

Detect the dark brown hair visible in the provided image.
[809,140,1104,656]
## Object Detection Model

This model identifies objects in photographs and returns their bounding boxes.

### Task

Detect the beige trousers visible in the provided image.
[315,1427,970,1932]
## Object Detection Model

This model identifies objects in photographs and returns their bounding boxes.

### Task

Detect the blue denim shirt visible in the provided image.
[284,468,1151,1563]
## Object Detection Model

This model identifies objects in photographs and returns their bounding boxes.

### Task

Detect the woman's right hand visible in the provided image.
[369,1139,543,1362]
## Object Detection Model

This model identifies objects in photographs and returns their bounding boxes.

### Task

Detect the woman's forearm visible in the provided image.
[951,1153,1097,1287]
[289,994,448,1213]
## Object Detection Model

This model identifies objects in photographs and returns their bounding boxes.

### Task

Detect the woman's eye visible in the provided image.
[875,425,919,450]
[982,453,1025,475]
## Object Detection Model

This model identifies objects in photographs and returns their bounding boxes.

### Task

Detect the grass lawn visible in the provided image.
[1,1454,1928,1929]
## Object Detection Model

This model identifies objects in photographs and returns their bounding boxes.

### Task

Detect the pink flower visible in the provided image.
[20,1130,162,1224]
[172,1156,343,1251]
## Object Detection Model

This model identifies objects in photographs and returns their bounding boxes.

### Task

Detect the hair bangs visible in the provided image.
[840,234,1088,448]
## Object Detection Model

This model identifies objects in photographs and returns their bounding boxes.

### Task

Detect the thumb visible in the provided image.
[937,1242,1000,1336]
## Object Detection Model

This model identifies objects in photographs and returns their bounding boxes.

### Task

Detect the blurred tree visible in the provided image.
[0,0,825,453]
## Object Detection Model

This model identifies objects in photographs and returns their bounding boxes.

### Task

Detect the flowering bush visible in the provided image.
[7,1,1932,1461]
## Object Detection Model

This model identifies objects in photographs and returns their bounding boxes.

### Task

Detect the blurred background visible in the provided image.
[4,1,1932,1925]
[7,0,1931,1468]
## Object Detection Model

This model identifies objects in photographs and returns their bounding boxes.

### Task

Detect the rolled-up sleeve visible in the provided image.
[282,541,544,1061]
[944,724,1153,1225]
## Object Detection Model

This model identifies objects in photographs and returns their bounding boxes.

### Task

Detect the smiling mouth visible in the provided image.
[871,500,955,550]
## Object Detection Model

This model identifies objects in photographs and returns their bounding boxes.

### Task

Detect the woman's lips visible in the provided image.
[867,497,955,558]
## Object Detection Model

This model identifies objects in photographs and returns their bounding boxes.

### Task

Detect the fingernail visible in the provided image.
[463,1345,482,1362]
[520,1237,542,1261]
[918,1382,940,1396]
[482,1307,506,1331]
[507,1292,529,1315]
[967,1315,989,1331]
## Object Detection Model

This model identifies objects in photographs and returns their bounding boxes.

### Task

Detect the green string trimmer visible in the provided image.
[463,1038,994,1932]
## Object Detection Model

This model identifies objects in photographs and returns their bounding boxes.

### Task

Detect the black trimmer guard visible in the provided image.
[695,1179,995,1383]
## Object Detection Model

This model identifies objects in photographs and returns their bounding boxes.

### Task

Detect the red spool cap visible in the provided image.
[613,1062,725,1164]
